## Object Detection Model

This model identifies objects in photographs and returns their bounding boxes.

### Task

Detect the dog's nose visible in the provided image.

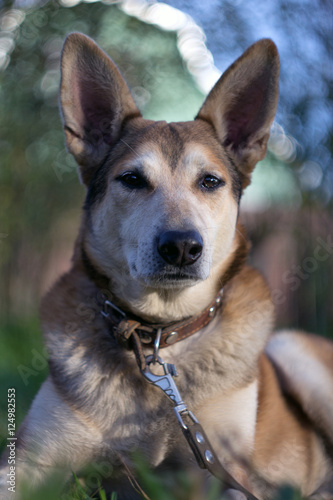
[157,230,203,267]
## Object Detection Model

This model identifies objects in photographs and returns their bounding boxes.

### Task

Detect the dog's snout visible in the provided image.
[157,230,203,267]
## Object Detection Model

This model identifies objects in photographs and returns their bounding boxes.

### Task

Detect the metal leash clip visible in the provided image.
[141,355,197,429]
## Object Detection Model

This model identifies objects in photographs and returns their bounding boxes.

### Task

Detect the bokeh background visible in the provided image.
[0,0,332,495]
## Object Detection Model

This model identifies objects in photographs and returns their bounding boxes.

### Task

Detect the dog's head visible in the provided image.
[60,33,279,301]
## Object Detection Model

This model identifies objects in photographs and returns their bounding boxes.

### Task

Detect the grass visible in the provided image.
[0,316,48,450]
[14,467,304,500]
[18,472,112,500]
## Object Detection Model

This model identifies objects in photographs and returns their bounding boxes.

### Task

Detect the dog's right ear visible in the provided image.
[196,39,279,189]
[60,33,141,186]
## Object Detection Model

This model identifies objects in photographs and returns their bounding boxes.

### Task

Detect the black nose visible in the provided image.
[157,230,203,267]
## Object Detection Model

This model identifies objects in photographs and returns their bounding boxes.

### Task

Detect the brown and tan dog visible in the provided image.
[0,33,332,499]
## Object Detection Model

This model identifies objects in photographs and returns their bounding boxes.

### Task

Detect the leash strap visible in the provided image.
[182,419,258,499]
[141,355,259,500]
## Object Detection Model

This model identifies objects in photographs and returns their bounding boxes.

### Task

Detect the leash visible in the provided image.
[141,355,259,500]
[101,294,259,500]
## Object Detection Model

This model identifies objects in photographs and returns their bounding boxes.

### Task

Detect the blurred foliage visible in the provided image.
[1,448,304,500]
[0,317,47,448]
[164,0,333,205]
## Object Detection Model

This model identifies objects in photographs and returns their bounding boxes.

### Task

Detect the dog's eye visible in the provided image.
[117,172,148,189]
[200,175,224,191]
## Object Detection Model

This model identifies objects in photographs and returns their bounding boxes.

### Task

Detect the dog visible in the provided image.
[1,32,332,500]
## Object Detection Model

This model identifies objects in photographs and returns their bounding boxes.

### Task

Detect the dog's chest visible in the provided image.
[195,380,258,459]
[99,365,258,469]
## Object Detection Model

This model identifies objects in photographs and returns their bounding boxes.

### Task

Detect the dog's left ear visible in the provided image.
[196,39,279,189]
[60,32,141,185]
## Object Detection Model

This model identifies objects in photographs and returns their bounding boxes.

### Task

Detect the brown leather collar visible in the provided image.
[101,289,223,350]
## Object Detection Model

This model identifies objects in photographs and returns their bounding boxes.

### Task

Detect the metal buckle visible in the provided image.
[152,328,162,364]
[101,299,126,320]
[174,407,198,430]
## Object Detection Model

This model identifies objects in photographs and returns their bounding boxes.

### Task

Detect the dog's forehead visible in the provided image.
[120,119,233,176]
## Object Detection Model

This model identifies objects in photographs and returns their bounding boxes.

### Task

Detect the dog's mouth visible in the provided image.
[140,271,202,289]
[129,262,206,289]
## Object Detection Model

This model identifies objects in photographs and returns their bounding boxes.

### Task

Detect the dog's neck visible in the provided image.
[78,226,249,324]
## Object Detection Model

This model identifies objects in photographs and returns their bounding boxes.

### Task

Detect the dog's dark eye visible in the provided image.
[117,172,148,189]
[200,175,224,191]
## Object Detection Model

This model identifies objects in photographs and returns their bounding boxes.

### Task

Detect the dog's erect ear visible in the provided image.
[60,33,141,185]
[196,39,279,189]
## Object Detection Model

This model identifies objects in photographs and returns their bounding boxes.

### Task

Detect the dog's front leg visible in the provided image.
[0,376,104,499]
